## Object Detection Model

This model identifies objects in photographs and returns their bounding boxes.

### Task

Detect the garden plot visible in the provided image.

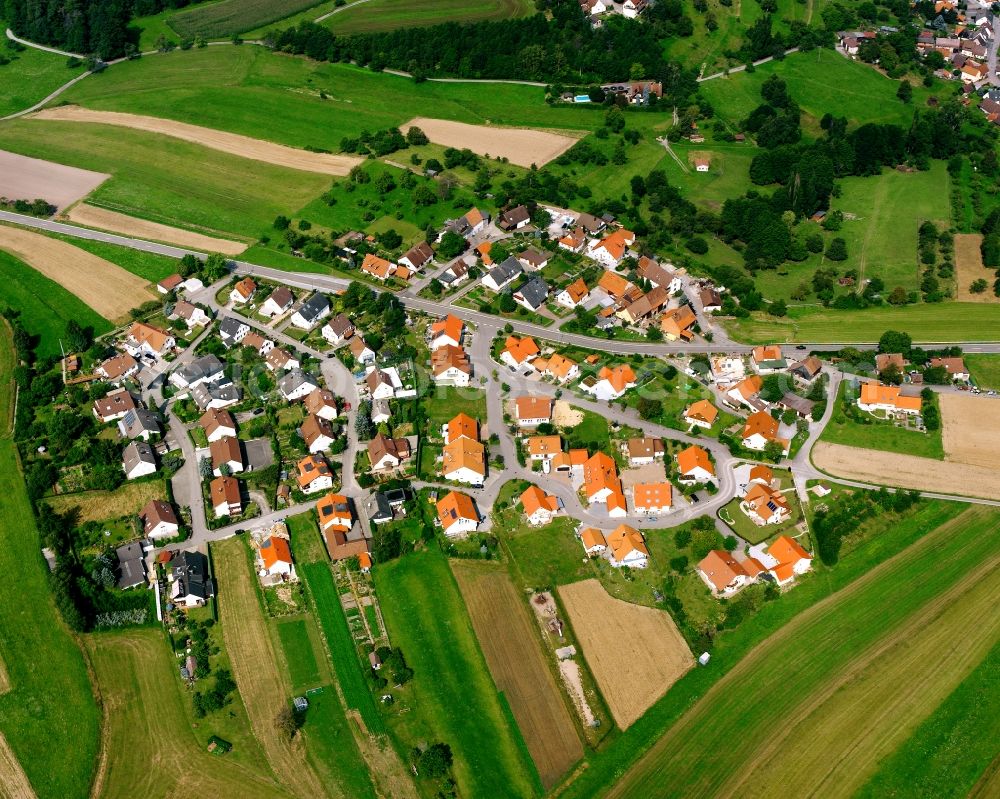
[403,117,581,167]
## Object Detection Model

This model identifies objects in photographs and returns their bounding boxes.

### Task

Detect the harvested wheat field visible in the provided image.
[66,204,247,255]
[0,733,35,799]
[213,539,332,799]
[404,117,580,167]
[0,149,107,211]
[84,630,290,799]
[30,107,362,176]
[812,442,1000,500]
[558,579,693,730]
[954,233,996,302]
[453,561,583,788]
[940,393,1000,469]
[0,225,153,320]
[48,480,166,523]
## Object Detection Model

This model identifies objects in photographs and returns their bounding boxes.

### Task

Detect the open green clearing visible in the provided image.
[0,248,111,358]
[275,617,323,690]
[857,637,1000,799]
[41,231,181,283]
[324,0,536,35]
[423,386,488,432]
[606,506,1000,799]
[967,354,1000,389]
[0,321,100,799]
[0,118,328,240]
[168,0,325,39]
[375,547,539,799]
[0,24,86,118]
[560,499,967,799]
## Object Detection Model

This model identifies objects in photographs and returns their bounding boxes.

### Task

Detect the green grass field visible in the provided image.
[0,321,100,798]
[169,0,325,39]
[0,248,111,358]
[0,118,329,240]
[375,548,539,799]
[967,354,1000,389]
[324,0,536,34]
[276,617,323,690]
[856,637,1000,799]
[0,24,86,118]
[423,386,488,433]
[561,499,967,799]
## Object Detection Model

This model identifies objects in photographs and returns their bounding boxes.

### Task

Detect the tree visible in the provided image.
[896,80,912,104]
[497,292,516,313]
[763,440,785,462]
[405,126,428,146]
[605,107,626,133]
[879,363,902,385]
[887,286,909,305]
[825,237,848,261]
[436,231,467,259]
[275,706,300,741]
[805,233,824,253]
[970,278,988,293]
[878,330,912,356]
[202,254,229,282]
[760,374,785,402]
[65,320,91,352]
[769,299,787,317]
[417,743,453,778]
[637,398,662,420]
[375,171,396,194]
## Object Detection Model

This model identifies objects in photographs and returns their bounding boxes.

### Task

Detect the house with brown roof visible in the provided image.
[699,287,722,312]
[448,207,489,238]
[436,491,480,536]
[676,444,715,482]
[638,257,682,293]
[93,389,139,423]
[520,485,562,526]
[210,475,242,518]
[399,241,434,271]
[368,433,411,471]
[210,436,244,476]
[697,550,764,596]
[683,399,719,430]
[517,248,551,271]
[300,413,336,453]
[596,270,634,302]
[625,436,664,466]
[875,353,907,373]
[515,396,553,427]
[265,348,299,373]
[169,300,211,329]
[157,273,183,294]
[241,330,273,356]
[659,305,697,341]
[929,356,970,381]
[260,286,294,318]
[741,411,790,454]
[498,204,531,230]
[296,454,333,494]
[229,277,257,304]
[124,322,175,358]
[96,353,139,384]
[322,313,355,345]
[200,408,237,443]
[139,499,179,539]
[789,356,822,383]
[558,226,588,253]
[617,286,668,326]
[304,388,339,421]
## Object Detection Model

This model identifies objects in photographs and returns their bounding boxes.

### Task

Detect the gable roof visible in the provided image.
[515,395,553,420]
[265,286,293,309]
[606,524,648,561]
[436,491,478,528]
[503,335,539,365]
[296,453,332,489]
[514,276,549,309]
[140,499,178,534]
[742,410,781,442]
[296,292,330,323]
[431,344,471,377]
[200,407,236,437]
[561,278,589,303]
[447,412,479,442]
[597,270,634,300]
[210,436,243,470]
[260,536,292,570]
[731,375,764,400]
[684,399,718,425]
[402,241,434,268]
[360,253,395,280]
[633,482,672,509]
[300,413,335,448]
[581,527,608,550]
[698,550,748,592]
[521,485,560,516]
[210,475,241,508]
[128,322,173,352]
[676,444,714,476]
[487,257,523,287]
[859,383,922,412]
[431,314,464,344]
[526,435,562,458]
[597,364,636,394]
[544,353,577,379]
[232,277,256,299]
[660,305,697,337]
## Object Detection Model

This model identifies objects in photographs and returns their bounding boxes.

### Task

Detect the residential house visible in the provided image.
[290,292,331,331]
[229,277,256,304]
[200,408,237,443]
[576,212,606,236]
[551,448,590,474]
[617,286,668,326]
[483,257,524,292]
[124,322,175,358]
[676,444,715,482]
[684,399,719,430]
[699,287,723,312]
[116,542,145,590]
[439,261,470,287]
[606,524,649,568]
[727,375,765,411]
[448,207,488,237]
[526,434,562,461]
[587,229,635,268]
[556,278,590,309]
[265,348,300,372]
[122,440,157,480]
[259,537,293,578]
[210,436,244,476]
[348,336,376,365]
[300,414,336,453]
[430,314,464,350]
[360,253,396,282]
[752,345,787,374]
[139,499,179,540]
[170,551,214,607]
[431,345,472,386]
[475,241,494,265]
[582,452,627,517]
[371,398,391,425]
[698,550,764,596]
[170,300,210,329]
[278,370,319,401]
[767,535,813,585]
[319,495,368,563]
[322,314,355,345]
[633,482,672,515]
[709,355,745,383]
[210,475,242,518]
[94,389,139,423]
[365,492,394,526]
[621,0,648,17]
[499,205,531,230]
[513,277,549,312]
[749,464,773,486]
[436,491,480,537]
[365,368,395,400]
[558,226,588,253]
[538,353,579,383]
[778,393,815,419]
[581,527,608,556]
[929,356,970,381]
[157,273,183,294]
[595,271,634,306]
[444,412,478,444]
[517,248,551,271]
[741,482,791,526]
[96,353,139,384]
[520,485,562,526]
[582,364,637,401]
[399,241,434,271]
[117,408,161,441]
[875,353,907,373]
[191,382,241,411]
[304,388,339,421]
[317,493,354,534]
[515,396,553,427]
[659,305,697,341]
[741,410,790,453]
[442,437,486,485]
[694,157,710,172]
[259,286,294,318]
[857,383,922,415]
[170,354,225,389]
[368,433,411,471]
[500,335,539,370]
[218,317,250,348]
[638,257,683,293]
[296,454,333,494]
[626,436,665,467]
[789,356,823,383]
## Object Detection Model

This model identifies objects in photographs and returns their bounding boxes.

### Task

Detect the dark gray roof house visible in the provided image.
[116,541,146,590]
[190,382,242,410]
[218,317,250,347]
[172,354,225,388]
[484,257,524,291]
[365,492,393,525]
[499,205,531,230]
[171,550,214,605]
[513,276,549,311]
[294,293,331,327]
[122,440,157,478]
[118,408,162,440]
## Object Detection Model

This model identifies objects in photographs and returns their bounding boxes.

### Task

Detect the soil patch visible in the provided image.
[66,204,247,255]
[403,117,581,167]
[940,393,1000,469]
[954,233,997,303]
[30,107,362,176]
[0,149,108,211]
[558,579,693,730]
[553,400,583,427]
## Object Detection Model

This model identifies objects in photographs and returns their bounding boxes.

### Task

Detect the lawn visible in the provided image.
[287,509,328,564]
[324,0,536,35]
[45,233,182,283]
[719,490,803,545]
[0,118,330,240]
[168,0,326,38]
[819,381,944,460]
[297,686,377,799]
[275,617,324,691]
[423,386,488,432]
[0,248,111,359]
[856,637,1000,799]
[0,24,86,118]
[560,499,968,799]
[967,354,1000,389]
[503,516,594,590]
[605,505,1000,799]
[375,548,539,799]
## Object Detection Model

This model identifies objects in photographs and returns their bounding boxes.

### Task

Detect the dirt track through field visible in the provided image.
[214,540,335,799]
[813,437,1000,501]
[940,393,1000,469]
[453,561,583,787]
[30,107,362,176]
[0,149,108,211]
[558,579,692,730]
[67,204,248,255]
[954,233,996,302]
[0,225,154,320]
[0,732,35,799]
[404,117,581,167]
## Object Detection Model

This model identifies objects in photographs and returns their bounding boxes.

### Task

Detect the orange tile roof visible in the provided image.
[597,270,633,299]
[128,322,172,352]
[742,410,780,442]
[475,241,494,265]
[562,278,589,303]
[698,550,747,593]
[296,454,331,490]
[515,396,553,421]
[752,345,783,363]
[464,207,485,227]
[633,482,672,510]
[545,353,577,380]
[660,305,697,339]
[859,383,922,412]
[260,536,292,570]
[447,412,479,442]
[749,464,773,484]
[526,435,562,458]
[232,277,256,298]
[316,493,352,531]
[503,335,539,365]
[558,227,587,250]
[431,314,464,343]
[606,524,648,562]
[743,483,790,522]
[304,388,338,416]
[436,490,478,528]
[432,344,471,377]
[521,485,560,516]
[442,437,486,478]
[769,534,811,566]
[360,253,394,280]
[583,451,621,499]
[358,551,372,569]
[676,444,714,476]
[597,364,636,394]
[581,527,607,550]
[731,375,764,400]
[593,229,635,261]
[684,399,718,425]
